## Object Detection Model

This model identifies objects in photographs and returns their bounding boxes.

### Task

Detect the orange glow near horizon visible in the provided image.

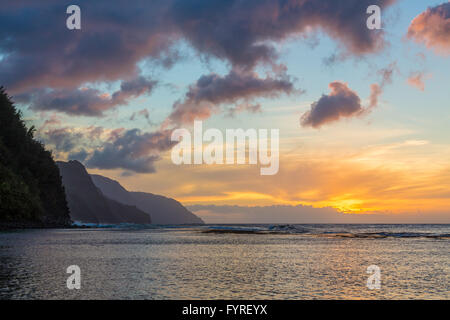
[87,146,450,217]
[83,115,450,221]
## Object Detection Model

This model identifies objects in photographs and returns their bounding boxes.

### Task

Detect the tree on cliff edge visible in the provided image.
[0,87,71,225]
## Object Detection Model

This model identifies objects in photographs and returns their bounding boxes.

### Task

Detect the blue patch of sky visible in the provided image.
[18,0,448,144]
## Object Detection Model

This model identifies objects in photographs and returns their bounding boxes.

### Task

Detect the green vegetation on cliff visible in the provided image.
[0,87,71,226]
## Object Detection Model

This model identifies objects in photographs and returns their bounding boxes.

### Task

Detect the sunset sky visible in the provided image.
[2,0,449,222]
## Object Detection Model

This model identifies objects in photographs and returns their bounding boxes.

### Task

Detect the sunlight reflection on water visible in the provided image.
[0,225,448,299]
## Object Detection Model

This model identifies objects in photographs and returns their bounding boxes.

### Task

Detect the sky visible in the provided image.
[1,0,449,223]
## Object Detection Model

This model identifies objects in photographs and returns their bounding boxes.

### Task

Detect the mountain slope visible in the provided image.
[57,161,151,224]
[90,174,136,206]
[0,87,71,227]
[91,174,204,224]
[131,192,204,224]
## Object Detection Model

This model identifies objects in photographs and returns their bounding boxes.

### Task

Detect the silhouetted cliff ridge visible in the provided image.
[57,160,151,224]
[91,174,204,224]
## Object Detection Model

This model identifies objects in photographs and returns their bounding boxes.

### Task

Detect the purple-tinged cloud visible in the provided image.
[130,109,153,125]
[113,77,157,103]
[36,121,176,173]
[0,0,396,95]
[166,69,295,125]
[377,62,397,86]
[301,61,398,128]
[25,77,156,116]
[0,1,173,94]
[301,82,363,128]
[173,0,396,69]
[407,2,450,55]
[86,129,176,173]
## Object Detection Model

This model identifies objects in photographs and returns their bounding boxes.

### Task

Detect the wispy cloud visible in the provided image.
[407,71,432,91]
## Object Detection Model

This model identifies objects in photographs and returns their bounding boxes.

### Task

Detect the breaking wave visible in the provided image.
[200,224,450,239]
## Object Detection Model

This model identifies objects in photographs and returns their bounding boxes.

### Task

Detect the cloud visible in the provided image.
[377,62,396,86]
[301,61,398,128]
[40,114,62,129]
[174,0,396,69]
[36,125,109,157]
[300,82,364,128]
[166,69,295,125]
[0,0,396,95]
[407,71,431,91]
[407,2,450,55]
[0,1,173,94]
[111,128,450,218]
[68,149,89,162]
[1,0,398,125]
[24,76,156,117]
[86,129,176,173]
[367,83,382,111]
[130,109,154,125]
[227,103,262,117]
[113,77,158,103]
[38,127,84,153]
[37,123,176,173]
[365,62,397,112]
[188,204,450,224]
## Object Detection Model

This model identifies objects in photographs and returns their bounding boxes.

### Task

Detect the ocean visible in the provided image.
[0,224,448,299]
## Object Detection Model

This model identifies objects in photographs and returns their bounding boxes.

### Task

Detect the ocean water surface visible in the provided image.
[0,224,448,299]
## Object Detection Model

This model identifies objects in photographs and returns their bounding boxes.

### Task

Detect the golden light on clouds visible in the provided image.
[88,134,450,218]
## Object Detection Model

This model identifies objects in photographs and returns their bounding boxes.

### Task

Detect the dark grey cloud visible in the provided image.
[37,120,176,174]
[130,109,154,125]
[68,149,89,162]
[301,81,363,128]
[86,129,176,173]
[1,0,397,125]
[38,127,84,153]
[186,70,294,104]
[167,69,295,125]
[172,0,396,69]
[300,73,391,129]
[0,1,172,94]
[113,77,157,103]
[25,76,156,116]
[87,151,160,174]
[0,0,399,173]
[1,0,396,95]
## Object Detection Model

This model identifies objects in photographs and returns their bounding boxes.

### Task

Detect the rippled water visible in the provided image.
[0,224,448,299]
